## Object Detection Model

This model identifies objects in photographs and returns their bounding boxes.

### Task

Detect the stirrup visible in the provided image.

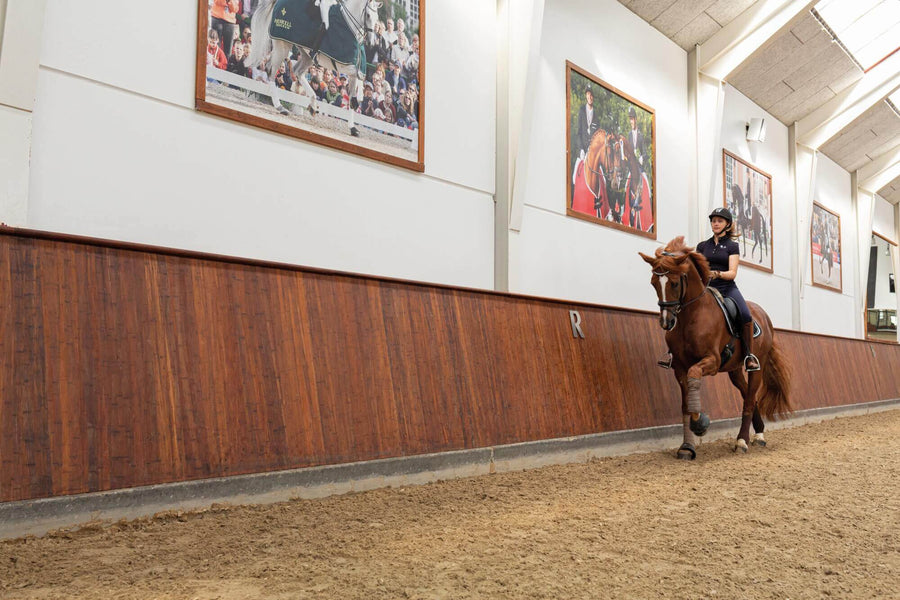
[657,353,673,370]
[744,354,760,372]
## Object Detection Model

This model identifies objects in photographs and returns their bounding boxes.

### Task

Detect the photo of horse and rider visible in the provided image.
[811,201,842,292]
[198,0,423,170]
[566,62,656,239]
[723,150,773,273]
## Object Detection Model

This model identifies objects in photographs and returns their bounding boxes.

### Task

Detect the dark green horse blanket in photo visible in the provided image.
[270,0,365,73]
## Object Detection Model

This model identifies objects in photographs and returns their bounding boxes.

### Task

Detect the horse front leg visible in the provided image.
[685,355,720,436]
[675,368,699,460]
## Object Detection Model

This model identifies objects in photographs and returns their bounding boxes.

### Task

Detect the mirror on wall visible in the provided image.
[866,234,898,342]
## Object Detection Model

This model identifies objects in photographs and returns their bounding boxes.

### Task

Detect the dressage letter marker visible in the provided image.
[569,311,585,339]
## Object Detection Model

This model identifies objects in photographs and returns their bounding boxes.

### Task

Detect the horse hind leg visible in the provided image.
[750,408,766,446]
[728,369,757,453]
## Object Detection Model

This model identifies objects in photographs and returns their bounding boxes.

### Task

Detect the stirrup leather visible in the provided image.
[744,354,761,372]
[657,353,673,370]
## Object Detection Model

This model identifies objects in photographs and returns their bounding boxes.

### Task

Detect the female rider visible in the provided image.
[658,207,760,372]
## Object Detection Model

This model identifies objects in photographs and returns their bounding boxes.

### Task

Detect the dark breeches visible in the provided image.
[719,284,752,324]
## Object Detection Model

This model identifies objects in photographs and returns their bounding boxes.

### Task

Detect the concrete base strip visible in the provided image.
[2,398,897,540]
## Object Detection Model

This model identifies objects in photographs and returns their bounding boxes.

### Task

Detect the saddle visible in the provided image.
[270,0,366,71]
[708,288,760,368]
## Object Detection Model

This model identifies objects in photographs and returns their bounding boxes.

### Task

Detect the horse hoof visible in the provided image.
[689,413,710,437]
[751,433,766,447]
[676,443,696,460]
[733,439,749,453]
[350,127,360,137]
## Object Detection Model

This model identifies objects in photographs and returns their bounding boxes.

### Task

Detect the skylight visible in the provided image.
[812,0,900,71]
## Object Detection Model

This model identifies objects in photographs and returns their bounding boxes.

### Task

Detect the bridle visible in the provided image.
[653,251,708,330]
[339,0,378,41]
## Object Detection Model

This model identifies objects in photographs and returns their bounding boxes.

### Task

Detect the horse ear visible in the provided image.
[638,252,656,265]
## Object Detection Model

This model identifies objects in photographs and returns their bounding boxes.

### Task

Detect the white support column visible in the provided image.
[688,48,700,244]
[495,0,510,291]
[691,57,725,242]
[0,0,47,227]
[894,204,900,343]
[508,0,544,232]
[893,204,900,343]
[788,126,817,329]
[854,177,876,339]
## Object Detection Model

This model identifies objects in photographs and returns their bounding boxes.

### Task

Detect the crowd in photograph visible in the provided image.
[206,0,420,130]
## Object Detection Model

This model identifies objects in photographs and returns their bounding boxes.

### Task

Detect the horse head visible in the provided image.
[639,237,710,330]
[364,0,382,43]
[583,129,610,198]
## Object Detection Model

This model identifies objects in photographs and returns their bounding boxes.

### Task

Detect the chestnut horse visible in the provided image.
[639,237,792,459]
[572,129,623,221]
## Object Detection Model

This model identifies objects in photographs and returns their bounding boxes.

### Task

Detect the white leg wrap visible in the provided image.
[686,377,702,414]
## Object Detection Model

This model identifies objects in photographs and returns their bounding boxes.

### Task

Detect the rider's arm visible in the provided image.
[712,254,740,281]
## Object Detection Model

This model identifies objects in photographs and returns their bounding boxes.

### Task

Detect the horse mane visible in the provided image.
[653,236,711,285]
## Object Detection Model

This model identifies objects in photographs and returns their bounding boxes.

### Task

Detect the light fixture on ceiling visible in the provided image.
[746,117,767,143]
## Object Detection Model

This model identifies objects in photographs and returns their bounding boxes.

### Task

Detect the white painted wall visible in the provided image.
[800,153,857,338]
[873,195,896,243]
[509,0,690,310]
[24,0,496,288]
[717,85,793,328]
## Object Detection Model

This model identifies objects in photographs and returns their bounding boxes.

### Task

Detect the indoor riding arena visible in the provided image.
[2,0,899,599]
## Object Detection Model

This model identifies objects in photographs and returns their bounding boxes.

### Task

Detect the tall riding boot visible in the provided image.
[741,321,760,372]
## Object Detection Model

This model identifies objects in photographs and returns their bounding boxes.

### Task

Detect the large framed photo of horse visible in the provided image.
[723,150,773,273]
[811,202,842,292]
[566,61,656,239]
[195,0,425,172]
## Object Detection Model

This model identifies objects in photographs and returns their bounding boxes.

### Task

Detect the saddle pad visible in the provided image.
[270,0,361,66]
[709,288,759,338]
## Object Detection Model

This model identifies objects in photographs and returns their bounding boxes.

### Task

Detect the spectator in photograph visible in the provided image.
[403,34,420,84]
[210,0,240,59]
[324,81,342,106]
[576,86,599,159]
[207,29,228,70]
[382,18,398,46]
[276,59,294,90]
[251,56,270,83]
[360,81,377,117]
[391,32,410,66]
[396,89,418,129]
[379,85,396,123]
[406,82,419,115]
[627,106,646,168]
[386,60,407,95]
[227,42,249,77]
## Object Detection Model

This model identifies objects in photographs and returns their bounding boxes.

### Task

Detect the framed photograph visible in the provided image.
[195,0,425,172]
[723,150,773,273]
[566,61,656,239]
[810,202,842,292]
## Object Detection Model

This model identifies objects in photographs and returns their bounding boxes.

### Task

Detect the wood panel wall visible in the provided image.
[2,230,898,503]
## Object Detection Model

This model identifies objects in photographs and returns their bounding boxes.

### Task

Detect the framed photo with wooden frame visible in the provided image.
[195,0,425,172]
[810,202,842,292]
[566,61,656,239]
[723,150,773,273]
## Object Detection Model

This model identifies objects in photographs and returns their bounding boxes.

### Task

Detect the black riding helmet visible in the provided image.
[709,207,733,224]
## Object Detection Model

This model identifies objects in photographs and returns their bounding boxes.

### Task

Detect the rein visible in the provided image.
[653,252,709,327]
[339,0,376,41]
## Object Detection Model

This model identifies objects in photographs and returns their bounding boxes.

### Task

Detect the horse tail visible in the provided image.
[247,0,276,69]
[759,336,793,420]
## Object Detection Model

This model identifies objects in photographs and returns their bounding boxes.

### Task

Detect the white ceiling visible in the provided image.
[619,0,900,205]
